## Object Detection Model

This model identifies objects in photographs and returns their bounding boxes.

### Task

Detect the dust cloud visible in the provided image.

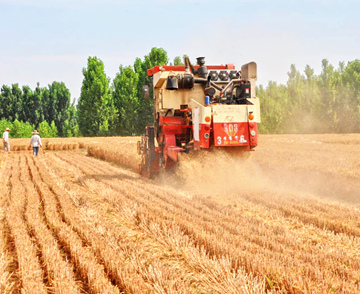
[158,147,360,206]
[166,149,269,197]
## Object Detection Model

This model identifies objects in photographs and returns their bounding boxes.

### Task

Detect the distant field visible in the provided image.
[1,134,359,293]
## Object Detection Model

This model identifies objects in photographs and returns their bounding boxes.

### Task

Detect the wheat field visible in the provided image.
[0,134,359,293]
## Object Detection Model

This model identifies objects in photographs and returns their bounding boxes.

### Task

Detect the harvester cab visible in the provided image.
[137,56,261,178]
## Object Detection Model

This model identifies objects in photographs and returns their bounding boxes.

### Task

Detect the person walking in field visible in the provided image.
[2,127,10,151]
[29,130,42,156]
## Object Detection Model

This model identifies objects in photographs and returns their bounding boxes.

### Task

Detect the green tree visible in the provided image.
[0,84,23,121]
[20,85,33,123]
[0,85,14,120]
[47,81,71,136]
[0,119,12,134]
[258,82,287,134]
[11,84,23,121]
[134,47,168,133]
[173,56,183,65]
[50,121,58,137]
[11,119,34,138]
[38,120,53,137]
[285,64,305,133]
[318,59,343,132]
[32,83,44,126]
[78,56,116,136]
[113,65,140,135]
[337,60,360,132]
[63,101,79,137]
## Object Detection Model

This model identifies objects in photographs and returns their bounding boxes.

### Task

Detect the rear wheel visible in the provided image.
[139,127,156,178]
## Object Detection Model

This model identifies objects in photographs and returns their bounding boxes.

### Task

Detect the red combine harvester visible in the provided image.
[137,57,261,178]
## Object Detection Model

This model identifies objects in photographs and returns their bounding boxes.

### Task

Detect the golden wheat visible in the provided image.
[1,134,359,293]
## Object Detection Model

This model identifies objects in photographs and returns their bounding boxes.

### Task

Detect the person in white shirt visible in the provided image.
[29,130,42,156]
[2,127,10,151]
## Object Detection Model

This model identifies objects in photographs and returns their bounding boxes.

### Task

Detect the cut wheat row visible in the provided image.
[49,152,283,292]
[42,162,207,293]
[30,156,156,293]
[0,155,16,294]
[43,152,266,293]
[90,153,360,263]
[40,152,247,293]
[238,190,360,237]
[18,155,82,293]
[57,152,347,255]
[55,151,360,292]
[26,155,119,294]
[77,137,360,231]
[7,155,48,293]
[52,152,330,291]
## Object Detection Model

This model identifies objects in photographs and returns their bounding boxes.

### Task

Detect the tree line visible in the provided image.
[0,81,77,137]
[1,47,360,137]
[259,59,360,133]
[77,47,170,136]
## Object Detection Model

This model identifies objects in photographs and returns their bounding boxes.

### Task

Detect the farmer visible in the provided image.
[2,127,10,151]
[29,130,42,156]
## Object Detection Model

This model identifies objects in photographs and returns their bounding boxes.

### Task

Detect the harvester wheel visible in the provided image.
[138,127,156,179]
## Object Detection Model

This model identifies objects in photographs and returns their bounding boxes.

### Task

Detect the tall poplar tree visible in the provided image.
[48,81,71,136]
[0,85,14,120]
[78,56,116,136]
[134,47,168,133]
[113,65,139,135]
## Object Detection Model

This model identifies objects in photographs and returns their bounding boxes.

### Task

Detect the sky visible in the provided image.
[0,0,359,100]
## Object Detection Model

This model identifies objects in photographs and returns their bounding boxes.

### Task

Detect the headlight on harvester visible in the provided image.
[250,130,256,137]
[204,133,210,139]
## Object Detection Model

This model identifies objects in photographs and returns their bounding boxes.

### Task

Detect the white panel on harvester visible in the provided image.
[193,107,200,142]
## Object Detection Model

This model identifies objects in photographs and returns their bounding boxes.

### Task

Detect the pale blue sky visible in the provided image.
[1,0,359,100]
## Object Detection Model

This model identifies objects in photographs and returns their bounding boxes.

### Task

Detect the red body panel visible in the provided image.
[160,116,186,135]
[213,122,250,147]
[199,124,211,148]
[164,134,182,162]
[249,122,258,148]
[159,116,187,165]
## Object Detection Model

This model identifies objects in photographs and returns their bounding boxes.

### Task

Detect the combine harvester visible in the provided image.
[138,57,260,178]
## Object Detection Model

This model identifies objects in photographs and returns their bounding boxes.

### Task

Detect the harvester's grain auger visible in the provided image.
[138,56,261,177]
